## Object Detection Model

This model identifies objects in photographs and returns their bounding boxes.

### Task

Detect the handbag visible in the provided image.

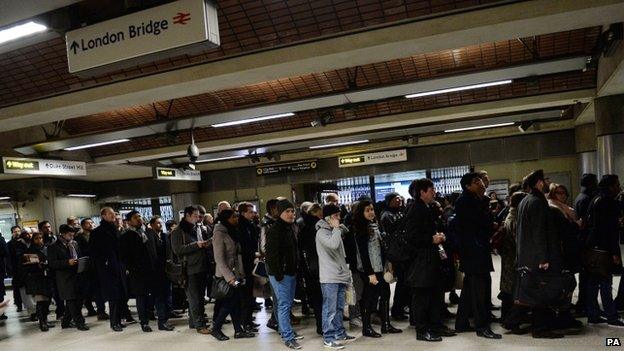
[252,260,268,278]
[383,262,396,284]
[210,277,232,300]
[514,267,576,307]
[582,248,612,279]
[166,229,187,287]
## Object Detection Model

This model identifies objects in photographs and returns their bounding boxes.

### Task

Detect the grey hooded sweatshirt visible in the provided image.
[315,219,351,284]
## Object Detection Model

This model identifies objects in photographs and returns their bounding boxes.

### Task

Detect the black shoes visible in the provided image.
[476,328,502,339]
[86,310,98,317]
[141,324,153,332]
[455,325,476,333]
[433,327,457,337]
[39,321,49,332]
[158,323,175,331]
[362,326,382,338]
[381,323,402,334]
[211,329,230,341]
[234,331,255,339]
[61,321,75,329]
[266,321,279,331]
[416,331,442,342]
[77,324,90,331]
[97,313,110,320]
[112,324,124,332]
[243,324,258,332]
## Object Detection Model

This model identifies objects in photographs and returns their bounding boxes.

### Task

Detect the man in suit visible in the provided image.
[454,172,501,339]
[145,215,175,331]
[47,224,89,330]
[90,207,126,332]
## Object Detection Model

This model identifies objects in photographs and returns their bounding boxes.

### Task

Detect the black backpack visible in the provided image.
[381,205,412,263]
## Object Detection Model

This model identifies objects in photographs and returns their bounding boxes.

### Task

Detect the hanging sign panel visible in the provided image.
[154,167,201,181]
[256,160,317,176]
[1,157,87,176]
[66,0,220,75]
[338,149,407,168]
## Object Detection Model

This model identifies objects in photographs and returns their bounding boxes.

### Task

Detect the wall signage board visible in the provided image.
[256,160,317,176]
[66,0,220,75]
[1,157,86,176]
[338,149,407,168]
[154,167,201,181]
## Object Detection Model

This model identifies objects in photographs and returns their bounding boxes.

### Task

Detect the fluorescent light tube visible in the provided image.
[195,155,245,163]
[405,80,512,99]
[211,113,295,127]
[64,139,130,151]
[0,22,47,45]
[444,122,515,133]
[309,140,369,149]
[67,194,96,198]
[0,197,10,201]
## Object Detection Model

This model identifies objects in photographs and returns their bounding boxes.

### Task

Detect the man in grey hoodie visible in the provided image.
[316,204,356,350]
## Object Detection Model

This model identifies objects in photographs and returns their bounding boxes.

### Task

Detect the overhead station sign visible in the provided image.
[338,149,407,168]
[1,157,87,176]
[154,167,201,181]
[256,160,317,176]
[66,0,220,75]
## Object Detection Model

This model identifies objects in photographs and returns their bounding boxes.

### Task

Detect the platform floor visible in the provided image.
[1,255,622,350]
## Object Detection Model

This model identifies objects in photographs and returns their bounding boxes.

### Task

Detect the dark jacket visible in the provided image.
[404,199,443,288]
[575,187,596,240]
[146,228,169,293]
[170,219,208,275]
[550,206,582,273]
[455,191,494,274]
[380,208,404,236]
[586,192,622,262]
[300,213,321,276]
[11,239,30,288]
[0,236,7,296]
[355,222,384,275]
[517,192,562,271]
[212,223,244,283]
[89,220,125,300]
[265,218,298,280]
[238,217,259,276]
[23,244,52,297]
[48,239,82,300]
[120,227,157,296]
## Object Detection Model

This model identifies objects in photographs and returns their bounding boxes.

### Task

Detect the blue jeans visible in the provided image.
[321,283,347,342]
[269,275,297,342]
[585,274,618,321]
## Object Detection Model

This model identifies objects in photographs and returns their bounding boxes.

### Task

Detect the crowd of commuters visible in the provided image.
[0,169,623,349]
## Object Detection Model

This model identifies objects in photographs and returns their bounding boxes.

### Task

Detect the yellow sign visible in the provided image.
[5,160,39,170]
[339,156,365,165]
[158,169,175,177]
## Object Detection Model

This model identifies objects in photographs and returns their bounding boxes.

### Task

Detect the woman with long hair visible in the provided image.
[23,231,54,331]
[353,199,401,337]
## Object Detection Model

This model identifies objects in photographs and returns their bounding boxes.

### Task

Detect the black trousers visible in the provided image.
[109,299,122,328]
[240,274,255,325]
[391,263,409,317]
[13,286,23,309]
[63,299,85,326]
[456,273,491,330]
[213,288,243,333]
[305,273,323,333]
[411,286,443,333]
[186,272,207,329]
[360,272,390,320]
[136,295,150,325]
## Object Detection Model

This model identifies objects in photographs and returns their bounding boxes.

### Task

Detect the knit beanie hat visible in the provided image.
[322,204,341,218]
[276,199,295,216]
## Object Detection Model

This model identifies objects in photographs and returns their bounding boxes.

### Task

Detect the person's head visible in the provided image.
[477,170,490,189]
[412,178,436,204]
[31,231,43,246]
[237,202,254,221]
[580,173,598,191]
[276,199,295,223]
[353,199,375,236]
[217,201,231,214]
[522,169,547,194]
[266,199,280,218]
[324,193,339,206]
[508,183,522,195]
[461,172,486,196]
[150,216,163,232]
[125,210,143,228]
[599,174,621,197]
[509,191,527,209]
[66,216,79,228]
[217,209,238,226]
[100,207,116,223]
[488,191,498,201]
[203,213,213,225]
[547,183,569,203]
[183,205,201,225]
[196,205,207,216]
[38,221,52,235]
[165,220,178,232]
[10,225,21,238]
[299,201,313,215]
[59,224,77,242]
[20,228,32,242]
[384,192,401,209]
[80,218,94,233]
[430,200,443,216]
[323,204,342,222]
[308,203,323,219]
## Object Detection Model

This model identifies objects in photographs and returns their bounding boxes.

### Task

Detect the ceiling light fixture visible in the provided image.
[211,113,295,128]
[67,194,96,198]
[195,155,246,163]
[309,140,369,149]
[64,139,130,151]
[405,79,512,99]
[0,196,11,201]
[444,122,515,133]
[0,21,47,45]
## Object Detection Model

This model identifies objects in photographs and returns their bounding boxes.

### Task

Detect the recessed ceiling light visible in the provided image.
[211,113,295,127]
[0,196,10,201]
[67,194,96,198]
[0,21,47,45]
[64,139,130,151]
[405,80,512,99]
[444,122,515,133]
[309,140,369,149]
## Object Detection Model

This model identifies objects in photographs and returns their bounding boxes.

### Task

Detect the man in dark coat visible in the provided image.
[145,215,175,331]
[573,173,598,314]
[48,224,89,330]
[405,179,456,342]
[237,202,260,331]
[90,207,126,332]
[0,233,8,320]
[120,210,158,332]
[7,225,23,312]
[75,218,108,320]
[454,172,501,339]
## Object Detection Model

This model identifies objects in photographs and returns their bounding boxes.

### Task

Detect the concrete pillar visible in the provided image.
[594,95,624,177]
[575,123,597,176]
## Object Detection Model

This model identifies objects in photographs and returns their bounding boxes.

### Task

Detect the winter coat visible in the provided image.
[89,220,126,300]
[47,239,83,300]
[455,191,494,274]
[212,223,244,283]
[170,219,208,275]
[237,217,259,276]
[355,222,384,274]
[315,219,351,284]
[23,244,52,297]
[265,218,298,280]
[500,208,518,295]
[119,227,157,296]
[404,199,443,288]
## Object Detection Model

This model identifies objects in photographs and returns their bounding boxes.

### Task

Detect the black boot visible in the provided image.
[36,302,49,332]
[380,301,402,334]
[361,303,381,338]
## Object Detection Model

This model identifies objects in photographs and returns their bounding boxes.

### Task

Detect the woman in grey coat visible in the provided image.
[211,209,255,341]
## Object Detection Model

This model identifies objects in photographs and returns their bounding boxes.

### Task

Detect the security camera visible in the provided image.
[187,143,199,163]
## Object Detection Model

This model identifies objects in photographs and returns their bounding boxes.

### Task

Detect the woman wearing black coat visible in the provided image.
[354,199,401,338]
[23,232,54,331]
